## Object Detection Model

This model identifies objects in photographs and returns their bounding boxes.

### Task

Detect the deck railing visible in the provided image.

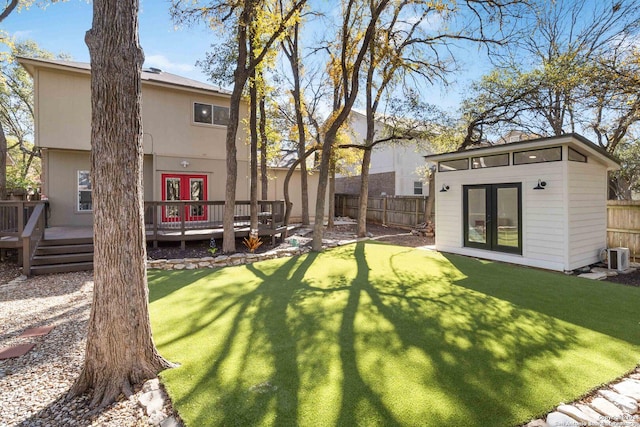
[0,201,40,239]
[143,200,285,245]
[21,203,46,275]
[0,200,286,264]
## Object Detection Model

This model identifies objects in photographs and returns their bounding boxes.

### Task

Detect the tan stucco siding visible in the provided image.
[44,149,154,227]
[143,155,154,201]
[37,69,91,150]
[141,84,249,159]
[35,67,249,162]
[45,149,92,227]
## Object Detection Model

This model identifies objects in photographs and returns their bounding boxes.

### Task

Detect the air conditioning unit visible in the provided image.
[608,247,630,272]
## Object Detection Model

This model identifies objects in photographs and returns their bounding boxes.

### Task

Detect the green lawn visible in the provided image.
[148,242,640,427]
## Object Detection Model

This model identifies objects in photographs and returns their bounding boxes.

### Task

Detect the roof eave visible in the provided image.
[424,133,620,170]
[16,56,232,98]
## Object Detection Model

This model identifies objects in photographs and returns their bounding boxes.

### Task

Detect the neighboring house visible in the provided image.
[335,110,432,197]
[426,134,620,272]
[494,130,540,145]
[18,56,320,227]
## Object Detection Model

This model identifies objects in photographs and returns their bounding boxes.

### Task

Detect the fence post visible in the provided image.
[382,197,387,226]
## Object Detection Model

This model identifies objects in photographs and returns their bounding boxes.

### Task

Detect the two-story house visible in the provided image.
[18,56,248,227]
[18,56,321,228]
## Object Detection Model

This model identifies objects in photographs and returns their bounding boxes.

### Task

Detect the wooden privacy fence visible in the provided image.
[607,200,640,260]
[335,194,432,229]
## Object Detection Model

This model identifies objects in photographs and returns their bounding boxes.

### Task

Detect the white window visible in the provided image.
[78,170,92,212]
[413,181,423,195]
[193,102,229,126]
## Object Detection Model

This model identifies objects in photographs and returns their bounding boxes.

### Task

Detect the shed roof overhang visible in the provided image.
[424,133,620,171]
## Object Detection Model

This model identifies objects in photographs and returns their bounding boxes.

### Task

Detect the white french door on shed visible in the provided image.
[463,183,522,254]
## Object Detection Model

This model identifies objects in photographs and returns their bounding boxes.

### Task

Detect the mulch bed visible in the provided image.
[146,237,279,260]
[603,269,640,287]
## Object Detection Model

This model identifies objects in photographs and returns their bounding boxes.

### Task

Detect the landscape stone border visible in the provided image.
[146,240,355,271]
[146,247,311,271]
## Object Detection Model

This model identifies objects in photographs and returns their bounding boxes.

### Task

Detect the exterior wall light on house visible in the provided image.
[440,184,450,192]
[533,179,547,190]
[180,160,190,168]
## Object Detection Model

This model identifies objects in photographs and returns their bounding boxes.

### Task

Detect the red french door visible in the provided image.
[161,173,208,222]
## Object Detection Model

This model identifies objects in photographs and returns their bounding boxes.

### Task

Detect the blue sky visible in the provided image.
[3,0,214,82]
[1,1,492,111]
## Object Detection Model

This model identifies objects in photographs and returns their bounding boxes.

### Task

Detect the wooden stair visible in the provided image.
[30,237,94,275]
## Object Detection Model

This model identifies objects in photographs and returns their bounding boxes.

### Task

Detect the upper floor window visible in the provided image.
[193,102,229,126]
[78,170,92,212]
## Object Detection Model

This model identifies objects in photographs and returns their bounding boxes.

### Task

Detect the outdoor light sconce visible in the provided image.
[180,160,190,168]
[440,184,450,192]
[533,179,547,190]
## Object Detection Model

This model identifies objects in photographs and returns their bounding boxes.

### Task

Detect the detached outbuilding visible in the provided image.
[425,134,620,272]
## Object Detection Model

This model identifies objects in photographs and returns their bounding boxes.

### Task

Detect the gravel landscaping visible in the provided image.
[0,271,179,426]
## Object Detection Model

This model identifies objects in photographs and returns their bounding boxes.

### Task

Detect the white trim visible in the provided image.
[436,245,566,272]
[426,135,619,170]
[76,170,92,213]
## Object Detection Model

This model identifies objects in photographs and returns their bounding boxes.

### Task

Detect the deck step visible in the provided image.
[30,261,93,275]
[36,244,94,255]
[40,237,93,246]
[32,253,94,266]
[29,238,94,274]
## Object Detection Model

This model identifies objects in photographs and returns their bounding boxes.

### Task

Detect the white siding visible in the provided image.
[567,160,608,270]
[435,160,567,271]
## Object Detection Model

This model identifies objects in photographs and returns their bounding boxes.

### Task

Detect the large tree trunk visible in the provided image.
[289,23,310,226]
[0,125,6,199]
[70,0,173,408]
[283,146,318,226]
[259,97,268,200]
[425,168,436,222]
[222,9,251,253]
[222,81,243,252]
[327,157,336,230]
[311,130,336,251]
[310,0,390,250]
[357,148,372,237]
[249,54,258,235]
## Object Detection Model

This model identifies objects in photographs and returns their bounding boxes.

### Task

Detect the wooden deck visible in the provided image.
[39,223,288,245]
[1,200,288,273]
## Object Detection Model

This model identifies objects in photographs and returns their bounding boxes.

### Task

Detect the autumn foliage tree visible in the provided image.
[0,0,65,198]
[172,0,307,252]
[460,0,640,152]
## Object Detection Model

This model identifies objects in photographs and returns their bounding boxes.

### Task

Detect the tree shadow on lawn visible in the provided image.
[149,243,633,427]
[442,253,640,346]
